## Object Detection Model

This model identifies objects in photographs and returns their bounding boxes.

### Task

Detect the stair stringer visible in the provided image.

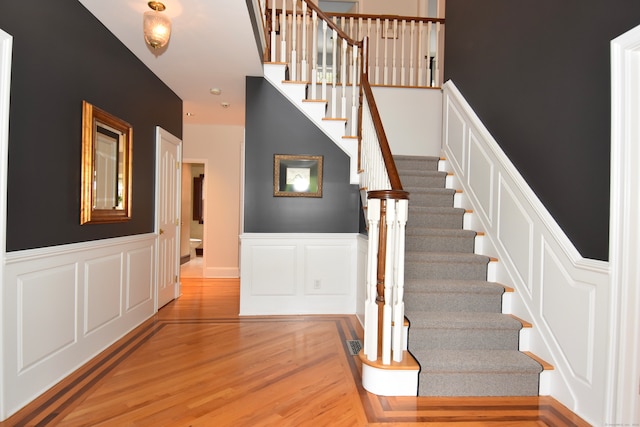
[263,63,359,184]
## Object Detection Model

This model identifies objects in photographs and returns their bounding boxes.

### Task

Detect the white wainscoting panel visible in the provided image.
[85,254,122,335]
[19,265,77,372]
[497,175,534,295]
[240,233,366,315]
[126,245,154,311]
[443,95,466,174]
[468,132,494,225]
[442,81,610,425]
[250,245,297,296]
[540,240,595,385]
[2,234,156,419]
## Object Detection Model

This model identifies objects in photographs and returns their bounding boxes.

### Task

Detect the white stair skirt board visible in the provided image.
[361,363,419,396]
[263,63,359,184]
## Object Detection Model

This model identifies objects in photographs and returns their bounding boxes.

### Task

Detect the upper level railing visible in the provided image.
[256,0,429,368]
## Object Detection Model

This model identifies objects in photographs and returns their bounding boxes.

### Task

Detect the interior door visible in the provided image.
[156,127,181,309]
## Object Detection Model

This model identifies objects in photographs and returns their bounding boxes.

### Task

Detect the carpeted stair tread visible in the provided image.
[403,279,506,295]
[405,311,521,330]
[400,172,447,187]
[405,228,476,253]
[403,280,505,313]
[415,349,543,374]
[407,207,465,229]
[405,228,476,239]
[394,155,441,172]
[405,251,490,264]
[398,170,447,177]
[402,187,456,208]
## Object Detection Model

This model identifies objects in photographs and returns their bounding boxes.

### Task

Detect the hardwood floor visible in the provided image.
[2,278,590,426]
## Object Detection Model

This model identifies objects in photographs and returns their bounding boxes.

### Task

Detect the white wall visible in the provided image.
[183,124,243,278]
[372,86,442,157]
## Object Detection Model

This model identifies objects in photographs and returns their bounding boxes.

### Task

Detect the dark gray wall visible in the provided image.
[244,76,362,233]
[444,1,640,261]
[1,0,182,251]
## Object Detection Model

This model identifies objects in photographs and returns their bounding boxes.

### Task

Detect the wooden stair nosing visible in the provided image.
[358,349,420,371]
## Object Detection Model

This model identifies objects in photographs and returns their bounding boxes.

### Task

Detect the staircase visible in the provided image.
[395,154,544,396]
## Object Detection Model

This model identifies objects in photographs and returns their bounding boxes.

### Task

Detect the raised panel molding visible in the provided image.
[540,239,595,384]
[239,233,366,315]
[85,254,122,335]
[304,245,351,295]
[18,264,77,372]
[126,245,154,311]
[468,131,494,225]
[250,245,297,296]
[3,234,156,420]
[444,97,466,174]
[497,175,534,294]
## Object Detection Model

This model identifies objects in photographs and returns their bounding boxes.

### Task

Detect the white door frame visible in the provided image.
[155,126,182,309]
[606,23,640,424]
[0,28,13,422]
[182,157,208,277]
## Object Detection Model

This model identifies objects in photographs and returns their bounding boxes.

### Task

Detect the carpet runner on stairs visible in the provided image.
[395,155,543,397]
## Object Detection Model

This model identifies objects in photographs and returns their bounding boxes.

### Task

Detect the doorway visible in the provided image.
[180,161,205,278]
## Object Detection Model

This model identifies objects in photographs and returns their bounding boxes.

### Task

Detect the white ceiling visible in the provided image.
[78,0,264,126]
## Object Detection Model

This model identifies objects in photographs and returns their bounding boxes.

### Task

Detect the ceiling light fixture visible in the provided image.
[210,88,222,95]
[143,1,171,50]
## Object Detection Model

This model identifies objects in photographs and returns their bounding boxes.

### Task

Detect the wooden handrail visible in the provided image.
[360,77,404,192]
[266,0,362,49]
[327,12,444,25]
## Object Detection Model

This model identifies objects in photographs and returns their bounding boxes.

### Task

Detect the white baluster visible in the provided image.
[426,21,432,87]
[290,0,297,80]
[311,10,318,99]
[400,20,406,86]
[351,45,358,136]
[409,20,415,86]
[418,21,424,87]
[331,29,337,117]
[321,20,328,101]
[341,38,347,120]
[383,18,389,85]
[391,19,397,85]
[434,21,441,86]
[280,0,287,63]
[270,0,276,61]
[301,2,308,81]
[375,18,380,84]
[392,199,408,362]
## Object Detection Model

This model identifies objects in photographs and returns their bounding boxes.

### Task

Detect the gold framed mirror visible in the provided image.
[80,101,133,224]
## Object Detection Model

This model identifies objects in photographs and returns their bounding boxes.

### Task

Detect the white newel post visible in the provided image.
[392,199,408,361]
[364,198,381,362]
[382,199,396,365]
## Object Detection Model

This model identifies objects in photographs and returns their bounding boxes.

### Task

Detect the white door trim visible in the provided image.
[0,28,13,421]
[155,126,182,309]
[607,23,640,424]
